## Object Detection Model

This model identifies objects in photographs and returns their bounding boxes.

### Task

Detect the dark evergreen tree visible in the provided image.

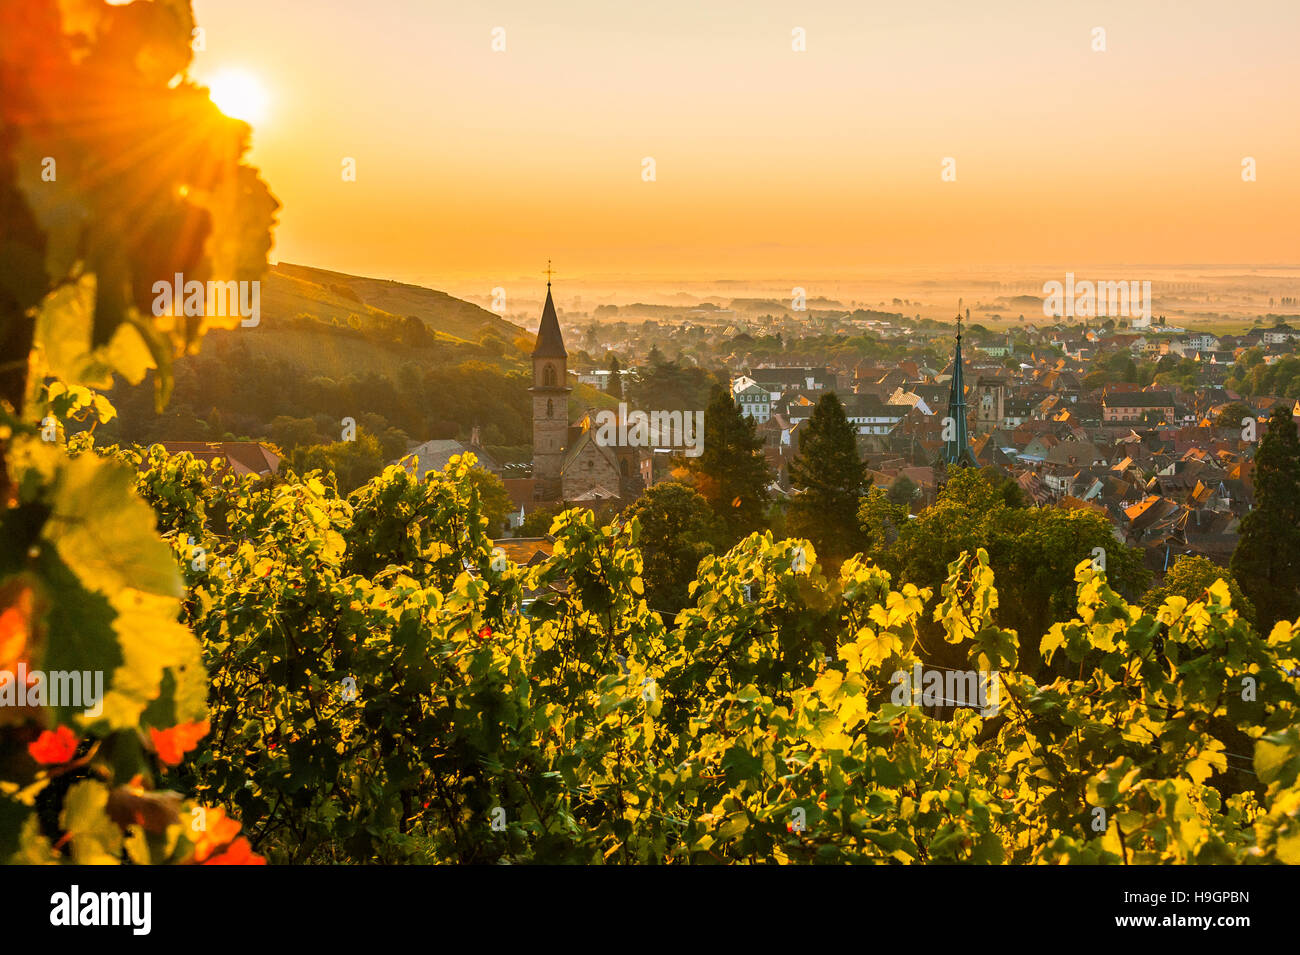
[787,392,870,564]
[606,354,623,399]
[1231,406,1300,630]
[688,386,770,544]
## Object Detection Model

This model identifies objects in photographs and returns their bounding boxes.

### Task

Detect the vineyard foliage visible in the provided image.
[16,420,1300,864]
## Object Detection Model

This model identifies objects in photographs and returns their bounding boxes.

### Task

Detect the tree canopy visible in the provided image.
[787,392,871,565]
[621,481,722,614]
[687,386,771,543]
[1232,407,1300,630]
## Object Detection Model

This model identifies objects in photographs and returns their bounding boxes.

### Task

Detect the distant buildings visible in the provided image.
[405,434,501,478]
[1102,391,1175,424]
[731,375,772,423]
[1262,323,1298,345]
[154,441,281,477]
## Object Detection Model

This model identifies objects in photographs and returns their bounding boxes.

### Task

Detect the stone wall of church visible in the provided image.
[532,392,567,498]
[561,441,621,501]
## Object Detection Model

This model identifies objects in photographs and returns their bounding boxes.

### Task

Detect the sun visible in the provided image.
[206,68,269,125]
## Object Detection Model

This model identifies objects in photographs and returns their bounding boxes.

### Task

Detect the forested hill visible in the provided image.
[264,262,525,343]
[98,262,614,473]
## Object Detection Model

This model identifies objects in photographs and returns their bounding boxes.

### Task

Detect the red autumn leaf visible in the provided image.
[190,806,244,862]
[28,725,78,765]
[0,582,34,670]
[150,720,210,766]
[202,836,266,865]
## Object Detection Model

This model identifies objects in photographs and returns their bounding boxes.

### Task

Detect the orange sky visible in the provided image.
[193,0,1300,285]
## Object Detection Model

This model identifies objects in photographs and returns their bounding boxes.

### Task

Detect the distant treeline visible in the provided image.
[101,337,534,456]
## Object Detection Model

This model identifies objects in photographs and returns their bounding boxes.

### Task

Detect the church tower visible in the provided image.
[974,376,1006,436]
[530,270,570,501]
[941,309,977,468]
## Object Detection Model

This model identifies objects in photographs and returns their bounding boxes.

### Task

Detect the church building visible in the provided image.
[529,277,648,506]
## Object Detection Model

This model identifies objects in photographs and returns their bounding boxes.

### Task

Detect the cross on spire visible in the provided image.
[544,259,555,287]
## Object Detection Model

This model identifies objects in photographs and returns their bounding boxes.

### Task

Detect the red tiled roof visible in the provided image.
[155,441,281,477]
[494,538,553,566]
[502,478,537,509]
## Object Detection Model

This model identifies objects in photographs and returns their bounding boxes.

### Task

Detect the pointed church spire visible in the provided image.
[942,307,976,468]
[532,262,566,359]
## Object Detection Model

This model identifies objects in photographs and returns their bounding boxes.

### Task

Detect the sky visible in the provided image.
[191,0,1300,286]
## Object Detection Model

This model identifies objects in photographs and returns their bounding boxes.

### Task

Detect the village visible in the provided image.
[567,304,1300,579]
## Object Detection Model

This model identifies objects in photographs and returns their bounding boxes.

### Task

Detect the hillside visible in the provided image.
[193,262,533,378]
[105,259,614,457]
[265,262,525,342]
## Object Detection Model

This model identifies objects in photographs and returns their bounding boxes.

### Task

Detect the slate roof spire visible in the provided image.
[943,308,977,467]
[532,260,567,359]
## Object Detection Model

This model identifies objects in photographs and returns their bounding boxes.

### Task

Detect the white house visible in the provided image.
[731,376,771,423]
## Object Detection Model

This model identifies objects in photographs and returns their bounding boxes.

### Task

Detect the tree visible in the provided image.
[1215,402,1253,429]
[606,354,623,400]
[400,314,432,347]
[1144,555,1256,626]
[465,466,512,537]
[858,485,908,555]
[269,415,326,451]
[1231,406,1300,630]
[887,475,918,510]
[478,331,506,356]
[625,358,720,413]
[787,393,870,564]
[519,503,561,537]
[622,482,722,613]
[860,468,1149,676]
[687,386,770,544]
[291,433,387,494]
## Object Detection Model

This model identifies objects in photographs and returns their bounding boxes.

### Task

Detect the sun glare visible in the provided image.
[206,68,268,124]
